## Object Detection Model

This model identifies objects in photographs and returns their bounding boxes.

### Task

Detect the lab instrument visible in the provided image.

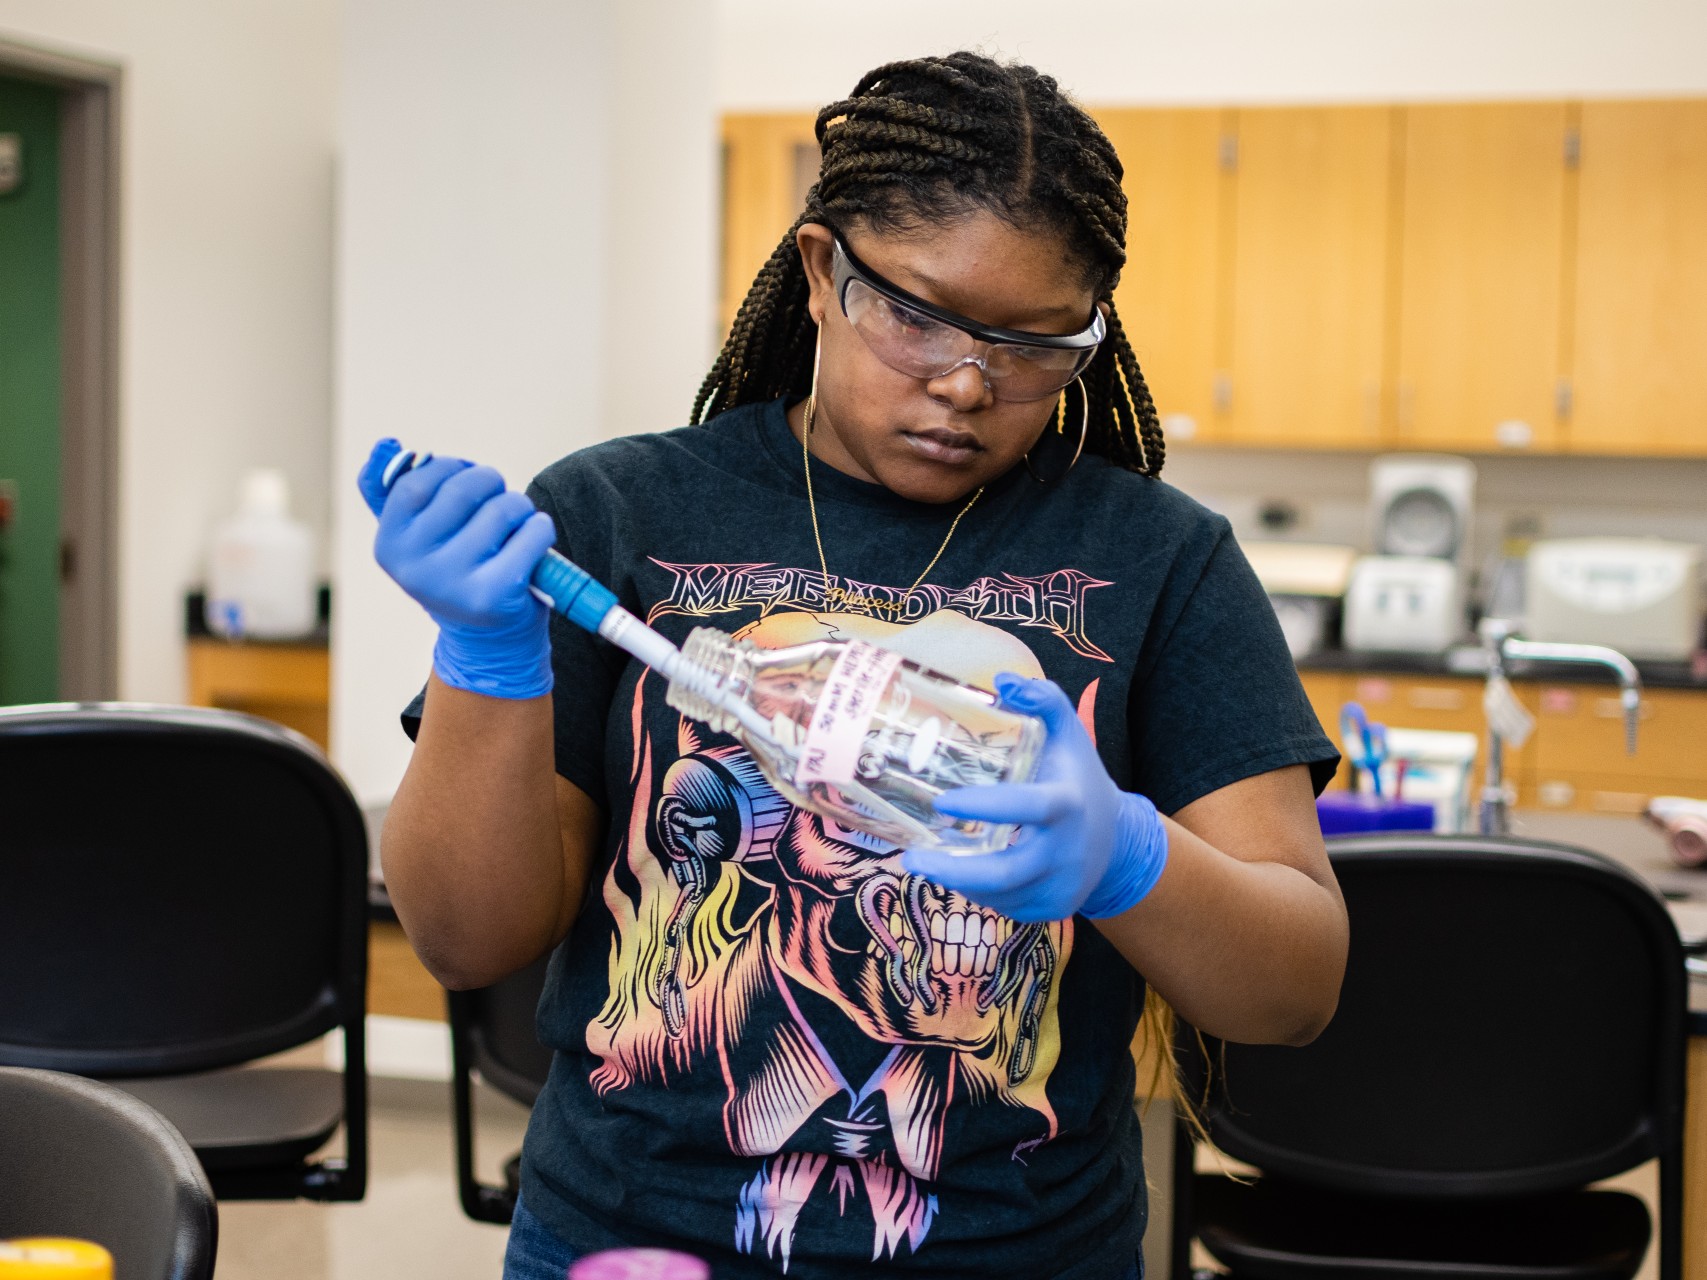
[1526,537,1702,661]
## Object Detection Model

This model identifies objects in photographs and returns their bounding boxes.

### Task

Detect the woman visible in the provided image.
[367,52,1348,1279]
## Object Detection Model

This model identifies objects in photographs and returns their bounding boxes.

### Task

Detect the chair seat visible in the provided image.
[111,1066,344,1173]
[1195,1175,1652,1280]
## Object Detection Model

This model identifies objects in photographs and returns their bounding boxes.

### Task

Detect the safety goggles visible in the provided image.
[830,230,1105,404]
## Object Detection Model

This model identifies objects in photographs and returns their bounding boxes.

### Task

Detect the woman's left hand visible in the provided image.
[902,674,1170,924]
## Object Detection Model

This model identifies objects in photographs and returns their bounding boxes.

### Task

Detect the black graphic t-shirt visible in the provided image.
[403,396,1338,1278]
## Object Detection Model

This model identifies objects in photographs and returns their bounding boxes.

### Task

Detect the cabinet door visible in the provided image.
[1394,104,1570,452]
[186,639,330,750]
[1223,107,1397,448]
[720,114,819,341]
[1349,673,1532,795]
[1571,100,1707,455]
[1532,684,1707,786]
[1094,108,1229,444]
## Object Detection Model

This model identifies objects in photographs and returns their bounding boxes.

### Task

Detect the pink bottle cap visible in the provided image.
[567,1249,710,1280]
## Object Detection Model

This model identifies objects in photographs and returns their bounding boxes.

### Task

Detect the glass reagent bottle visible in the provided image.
[666,629,1042,854]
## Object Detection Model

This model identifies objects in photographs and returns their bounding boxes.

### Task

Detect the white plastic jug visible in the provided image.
[205,469,316,639]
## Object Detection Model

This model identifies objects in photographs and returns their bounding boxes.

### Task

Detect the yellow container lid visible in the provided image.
[0,1239,114,1279]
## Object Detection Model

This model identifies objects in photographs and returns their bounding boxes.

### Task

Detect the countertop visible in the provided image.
[1300,647,1707,690]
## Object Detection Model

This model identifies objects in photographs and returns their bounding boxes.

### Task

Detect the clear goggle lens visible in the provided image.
[841,278,1096,404]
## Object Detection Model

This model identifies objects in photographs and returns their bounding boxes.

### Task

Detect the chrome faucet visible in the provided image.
[1476,617,1642,835]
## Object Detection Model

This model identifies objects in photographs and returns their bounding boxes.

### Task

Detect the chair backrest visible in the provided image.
[0,703,369,1077]
[456,953,553,1107]
[447,952,553,1223]
[1180,834,1688,1199]
[0,1067,217,1280]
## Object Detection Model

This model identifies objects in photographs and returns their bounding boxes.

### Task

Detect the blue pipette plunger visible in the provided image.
[373,445,688,683]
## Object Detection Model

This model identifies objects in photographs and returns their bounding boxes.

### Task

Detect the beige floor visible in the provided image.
[215,1074,529,1280]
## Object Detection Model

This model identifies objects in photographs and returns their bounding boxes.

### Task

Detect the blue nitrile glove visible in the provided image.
[357,437,558,699]
[901,674,1169,924]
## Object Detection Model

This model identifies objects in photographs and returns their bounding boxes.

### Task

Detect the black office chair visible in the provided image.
[448,953,553,1223]
[1173,834,1687,1280]
[0,1066,217,1279]
[0,703,369,1201]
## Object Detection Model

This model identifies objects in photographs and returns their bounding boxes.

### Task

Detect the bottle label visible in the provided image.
[796,641,903,787]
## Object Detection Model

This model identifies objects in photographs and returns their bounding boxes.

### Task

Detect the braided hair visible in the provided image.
[692,52,1166,476]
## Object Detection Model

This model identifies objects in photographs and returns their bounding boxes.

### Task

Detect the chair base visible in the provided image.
[1195,1175,1651,1280]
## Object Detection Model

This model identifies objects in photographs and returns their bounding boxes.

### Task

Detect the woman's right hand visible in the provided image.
[358,438,558,699]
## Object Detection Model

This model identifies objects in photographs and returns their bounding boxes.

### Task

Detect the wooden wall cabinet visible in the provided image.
[1570,100,1707,456]
[1093,108,1229,443]
[719,99,1707,458]
[1222,107,1397,449]
[1393,103,1571,453]
[720,113,817,339]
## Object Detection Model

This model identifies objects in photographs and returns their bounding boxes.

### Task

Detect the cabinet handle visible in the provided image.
[1495,420,1535,450]
[1593,697,1653,722]
[1397,383,1415,434]
[1355,678,1394,705]
[1589,790,1648,815]
[1161,413,1198,441]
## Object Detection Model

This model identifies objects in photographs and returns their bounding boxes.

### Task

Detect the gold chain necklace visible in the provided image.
[802,395,983,617]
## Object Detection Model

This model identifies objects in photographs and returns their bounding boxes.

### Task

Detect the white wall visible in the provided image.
[716,0,1707,109]
[331,0,717,807]
[0,0,338,703]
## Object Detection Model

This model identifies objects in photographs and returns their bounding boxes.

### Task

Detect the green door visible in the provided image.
[0,76,63,704]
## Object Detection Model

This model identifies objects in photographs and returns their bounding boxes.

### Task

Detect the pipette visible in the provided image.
[366,443,1044,855]
[372,447,777,739]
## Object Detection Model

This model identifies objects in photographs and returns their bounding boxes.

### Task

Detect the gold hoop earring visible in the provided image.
[1024,376,1088,484]
[804,330,823,439]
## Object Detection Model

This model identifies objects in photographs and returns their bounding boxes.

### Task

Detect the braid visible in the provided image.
[693,51,1165,477]
[692,212,817,422]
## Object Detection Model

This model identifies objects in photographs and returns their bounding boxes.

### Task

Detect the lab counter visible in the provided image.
[1294,656,1707,818]
[1299,647,1707,691]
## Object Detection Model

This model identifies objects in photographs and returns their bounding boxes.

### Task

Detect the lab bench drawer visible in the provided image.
[185,637,330,750]
[1347,673,1536,768]
[1530,770,1706,815]
[1532,685,1707,785]
[1349,674,1483,731]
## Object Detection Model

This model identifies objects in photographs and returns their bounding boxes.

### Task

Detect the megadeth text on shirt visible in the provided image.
[644,559,1114,661]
